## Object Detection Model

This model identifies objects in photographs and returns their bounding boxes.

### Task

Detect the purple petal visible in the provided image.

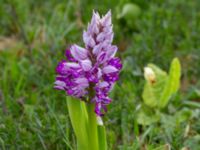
[108,58,122,70]
[102,65,118,74]
[56,60,67,74]
[93,44,102,56]
[54,80,66,90]
[70,44,88,61]
[106,45,117,58]
[65,62,80,69]
[96,32,105,42]
[91,11,100,25]
[103,72,119,82]
[75,77,89,88]
[103,25,113,33]
[80,59,92,71]
[88,11,100,34]
[65,49,76,62]
[98,81,109,88]
[102,97,112,104]
[97,52,107,64]
[97,68,102,79]
[100,10,111,27]
[83,31,96,48]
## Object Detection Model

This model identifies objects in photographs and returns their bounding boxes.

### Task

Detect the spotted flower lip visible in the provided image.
[54,10,122,116]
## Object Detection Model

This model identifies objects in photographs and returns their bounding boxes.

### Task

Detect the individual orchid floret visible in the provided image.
[55,10,122,116]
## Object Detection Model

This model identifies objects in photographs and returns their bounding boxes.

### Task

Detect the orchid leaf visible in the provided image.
[67,97,89,150]
[142,64,167,108]
[159,58,181,108]
[142,58,181,109]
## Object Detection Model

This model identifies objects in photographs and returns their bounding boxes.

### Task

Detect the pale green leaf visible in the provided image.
[159,58,181,108]
[67,97,89,150]
[142,64,167,108]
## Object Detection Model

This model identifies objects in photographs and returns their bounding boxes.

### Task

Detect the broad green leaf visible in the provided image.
[159,58,181,108]
[67,97,89,150]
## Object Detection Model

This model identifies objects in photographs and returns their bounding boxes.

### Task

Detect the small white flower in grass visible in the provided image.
[144,67,156,84]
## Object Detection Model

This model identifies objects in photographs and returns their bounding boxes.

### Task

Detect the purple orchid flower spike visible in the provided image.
[55,10,122,116]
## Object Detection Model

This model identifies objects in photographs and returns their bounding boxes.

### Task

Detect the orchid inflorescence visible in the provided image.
[55,10,122,116]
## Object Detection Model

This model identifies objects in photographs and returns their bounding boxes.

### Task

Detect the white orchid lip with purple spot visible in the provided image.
[54,10,122,116]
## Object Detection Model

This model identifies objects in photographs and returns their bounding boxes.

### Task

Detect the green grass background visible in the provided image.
[0,0,200,149]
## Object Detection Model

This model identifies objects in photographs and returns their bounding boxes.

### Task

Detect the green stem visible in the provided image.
[87,104,99,150]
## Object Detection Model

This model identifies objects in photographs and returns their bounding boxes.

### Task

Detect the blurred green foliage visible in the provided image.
[0,0,200,149]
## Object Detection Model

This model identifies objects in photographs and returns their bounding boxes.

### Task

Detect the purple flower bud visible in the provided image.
[100,10,112,27]
[55,10,122,116]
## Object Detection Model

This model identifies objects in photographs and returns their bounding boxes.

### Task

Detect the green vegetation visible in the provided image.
[0,0,200,149]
